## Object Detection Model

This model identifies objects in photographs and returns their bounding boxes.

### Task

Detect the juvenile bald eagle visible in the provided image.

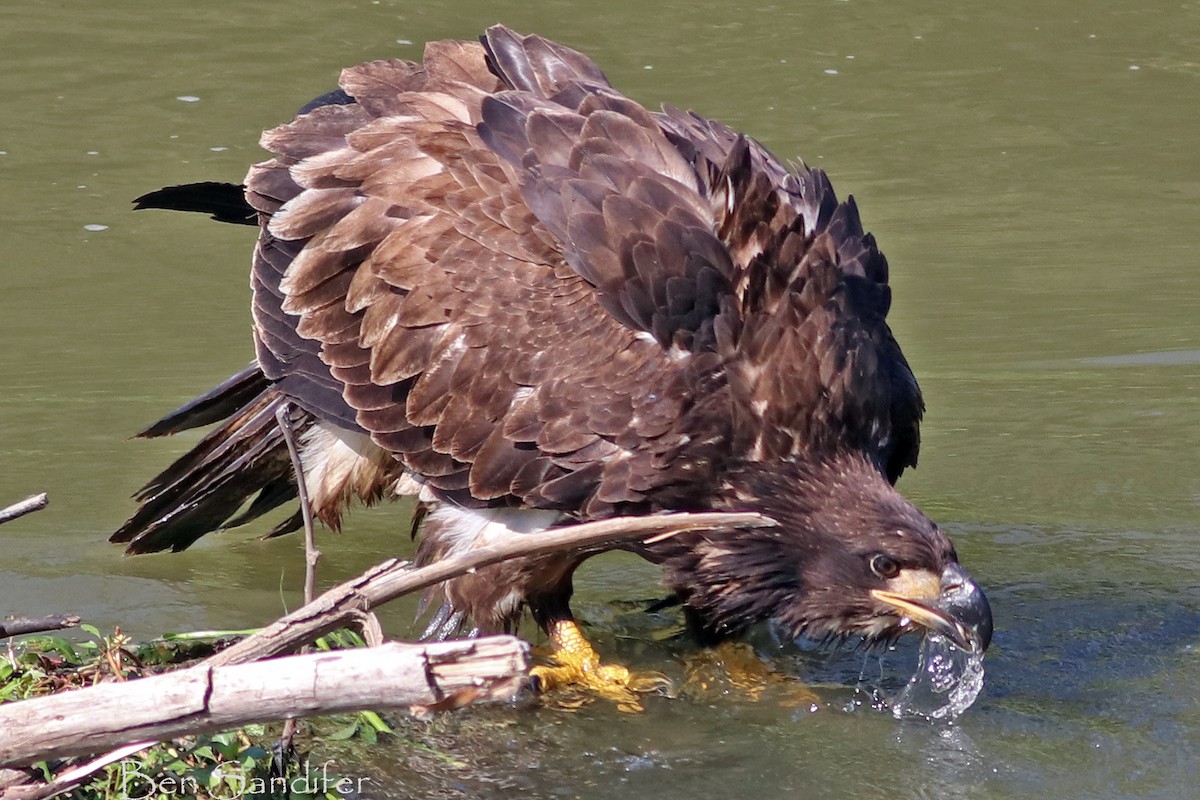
[114,26,991,699]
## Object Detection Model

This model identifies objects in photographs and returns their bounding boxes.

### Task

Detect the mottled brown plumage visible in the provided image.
[116,27,990,657]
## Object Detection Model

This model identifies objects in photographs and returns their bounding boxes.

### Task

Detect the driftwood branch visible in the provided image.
[0,510,769,791]
[0,638,528,770]
[0,615,80,639]
[0,740,155,800]
[207,511,772,667]
[0,494,47,526]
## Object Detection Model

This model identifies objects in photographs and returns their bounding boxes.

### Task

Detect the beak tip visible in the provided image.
[939,564,993,653]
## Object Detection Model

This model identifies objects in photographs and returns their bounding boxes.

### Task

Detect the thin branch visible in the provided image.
[0,741,155,800]
[205,511,774,668]
[0,616,80,639]
[0,494,48,527]
[272,403,320,760]
[274,404,319,605]
[358,611,385,647]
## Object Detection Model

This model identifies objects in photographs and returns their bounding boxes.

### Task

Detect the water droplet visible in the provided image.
[1129,65,1140,71]
[84,224,109,232]
[824,69,839,75]
[890,632,986,720]
[177,95,201,103]
[210,146,228,152]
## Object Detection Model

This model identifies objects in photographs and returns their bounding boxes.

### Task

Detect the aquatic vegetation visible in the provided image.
[0,627,383,799]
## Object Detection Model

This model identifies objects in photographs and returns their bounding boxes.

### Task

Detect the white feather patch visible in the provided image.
[298,422,392,517]
[424,505,563,559]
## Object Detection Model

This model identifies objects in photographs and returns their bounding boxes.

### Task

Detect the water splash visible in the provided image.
[890,632,985,721]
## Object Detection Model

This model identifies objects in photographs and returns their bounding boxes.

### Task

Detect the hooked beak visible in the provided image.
[871,563,993,653]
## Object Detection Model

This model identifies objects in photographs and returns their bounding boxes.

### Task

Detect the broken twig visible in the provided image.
[0,615,80,639]
[0,494,47,526]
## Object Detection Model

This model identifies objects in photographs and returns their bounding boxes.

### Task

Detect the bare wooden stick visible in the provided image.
[0,494,47,526]
[0,740,156,800]
[274,404,319,606]
[206,511,773,668]
[0,616,80,639]
[272,403,318,754]
[0,638,528,769]
[0,769,30,793]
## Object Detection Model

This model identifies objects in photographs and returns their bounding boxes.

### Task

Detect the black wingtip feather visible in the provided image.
[133,182,256,226]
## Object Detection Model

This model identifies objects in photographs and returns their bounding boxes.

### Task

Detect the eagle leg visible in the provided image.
[530,618,670,713]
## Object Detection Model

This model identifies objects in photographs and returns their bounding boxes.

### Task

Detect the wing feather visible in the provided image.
[244,24,923,530]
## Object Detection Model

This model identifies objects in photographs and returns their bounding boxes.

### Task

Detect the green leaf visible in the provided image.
[358,710,393,734]
[161,628,261,641]
[34,636,79,662]
[325,719,361,741]
[80,623,103,639]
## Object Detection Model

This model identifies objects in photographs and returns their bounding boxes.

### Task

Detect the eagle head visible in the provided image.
[652,455,992,653]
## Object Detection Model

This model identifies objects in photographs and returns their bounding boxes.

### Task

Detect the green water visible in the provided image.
[2,1,1198,797]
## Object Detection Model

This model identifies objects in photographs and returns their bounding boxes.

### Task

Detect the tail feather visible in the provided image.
[116,365,399,554]
[113,369,300,554]
[262,509,305,539]
[132,383,282,502]
[221,476,299,531]
[137,364,269,438]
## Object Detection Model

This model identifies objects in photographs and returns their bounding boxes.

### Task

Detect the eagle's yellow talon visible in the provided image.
[531,619,672,712]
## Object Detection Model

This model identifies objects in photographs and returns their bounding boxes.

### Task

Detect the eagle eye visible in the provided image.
[869,553,900,579]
